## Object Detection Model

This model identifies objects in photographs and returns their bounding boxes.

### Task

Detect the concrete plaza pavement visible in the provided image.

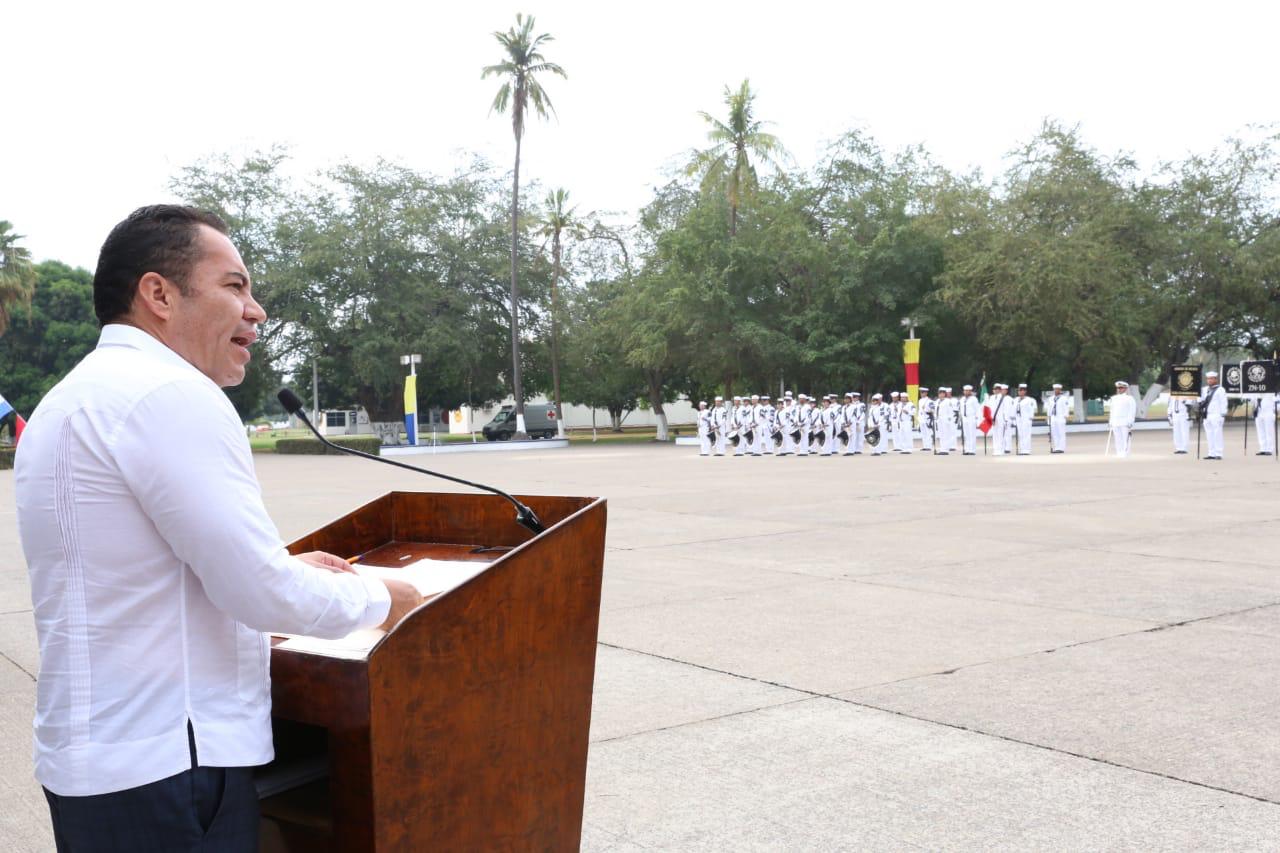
[3,425,1280,850]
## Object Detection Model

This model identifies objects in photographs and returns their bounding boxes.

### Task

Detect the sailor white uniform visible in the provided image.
[934,391,953,455]
[1167,396,1191,454]
[918,390,934,451]
[1253,392,1276,455]
[712,397,729,455]
[819,399,839,455]
[1109,382,1137,457]
[982,387,1004,454]
[898,397,915,453]
[734,399,752,457]
[868,395,889,456]
[696,402,712,455]
[776,402,793,455]
[1201,374,1227,459]
[808,401,826,455]
[796,396,811,456]
[760,397,776,454]
[958,387,979,454]
[847,394,866,454]
[1012,386,1036,455]
[1046,385,1069,453]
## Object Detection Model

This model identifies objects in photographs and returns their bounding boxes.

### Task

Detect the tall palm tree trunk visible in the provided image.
[550,232,565,438]
[508,131,527,438]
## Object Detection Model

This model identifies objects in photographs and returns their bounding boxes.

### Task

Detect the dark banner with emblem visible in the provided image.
[1241,360,1278,394]
[1222,363,1243,395]
[1170,364,1202,400]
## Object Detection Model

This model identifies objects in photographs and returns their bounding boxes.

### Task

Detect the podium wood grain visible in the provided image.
[262,491,606,852]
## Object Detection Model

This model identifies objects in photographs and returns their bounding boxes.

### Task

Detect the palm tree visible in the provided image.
[482,14,566,439]
[536,189,587,438]
[0,221,37,337]
[687,79,784,236]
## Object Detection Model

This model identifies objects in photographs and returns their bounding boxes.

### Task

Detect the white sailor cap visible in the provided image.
[1115,380,1129,387]
[798,393,807,399]
[733,395,742,401]
[751,394,760,400]
[784,391,793,398]
[827,393,837,399]
[762,395,771,400]
[919,387,929,392]
[1018,383,1028,389]
[699,400,708,407]
[890,390,900,396]
[1206,371,1219,379]
[714,395,724,400]
[872,393,883,399]
[845,392,854,398]
[962,384,973,390]
[852,391,862,397]
[1051,383,1062,389]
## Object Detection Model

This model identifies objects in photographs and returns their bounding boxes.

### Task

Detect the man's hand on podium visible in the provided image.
[297,551,357,574]
[379,579,425,631]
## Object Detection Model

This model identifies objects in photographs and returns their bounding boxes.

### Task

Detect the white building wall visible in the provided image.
[449,395,698,433]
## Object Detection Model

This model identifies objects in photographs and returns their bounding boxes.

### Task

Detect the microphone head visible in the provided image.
[277,388,305,415]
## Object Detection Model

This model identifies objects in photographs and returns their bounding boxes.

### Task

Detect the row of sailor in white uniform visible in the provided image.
[693,375,1277,459]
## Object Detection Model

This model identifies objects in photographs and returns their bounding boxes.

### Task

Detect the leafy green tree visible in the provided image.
[0,261,98,416]
[536,188,587,436]
[0,221,38,337]
[687,80,784,236]
[482,13,566,438]
[932,123,1149,396]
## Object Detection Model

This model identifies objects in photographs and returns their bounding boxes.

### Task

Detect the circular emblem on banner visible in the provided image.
[1247,364,1267,383]
[1175,371,1194,391]
[1226,365,1243,387]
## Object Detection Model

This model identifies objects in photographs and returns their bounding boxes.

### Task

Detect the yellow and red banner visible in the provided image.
[403,374,418,446]
[903,338,921,408]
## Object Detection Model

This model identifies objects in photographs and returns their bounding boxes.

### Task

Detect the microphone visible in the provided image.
[276,389,545,536]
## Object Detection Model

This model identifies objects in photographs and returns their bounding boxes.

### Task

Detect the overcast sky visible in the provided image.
[4,0,1276,270]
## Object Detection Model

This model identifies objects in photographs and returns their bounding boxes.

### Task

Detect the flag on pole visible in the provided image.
[14,414,25,445]
[403,374,419,446]
[0,394,24,447]
[903,338,921,408]
[0,394,12,420]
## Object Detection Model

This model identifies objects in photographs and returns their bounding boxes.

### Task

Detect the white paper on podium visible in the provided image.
[274,558,491,659]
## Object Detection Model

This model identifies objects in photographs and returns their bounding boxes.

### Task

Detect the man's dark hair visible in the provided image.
[93,205,230,326]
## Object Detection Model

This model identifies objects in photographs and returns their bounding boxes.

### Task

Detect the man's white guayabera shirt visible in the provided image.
[16,324,391,797]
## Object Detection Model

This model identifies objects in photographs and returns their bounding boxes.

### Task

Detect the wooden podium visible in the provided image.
[257,491,606,852]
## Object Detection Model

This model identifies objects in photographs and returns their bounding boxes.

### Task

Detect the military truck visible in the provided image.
[481,404,559,440]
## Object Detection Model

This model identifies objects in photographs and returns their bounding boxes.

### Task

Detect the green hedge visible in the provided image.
[0,448,13,470]
[275,436,382,456]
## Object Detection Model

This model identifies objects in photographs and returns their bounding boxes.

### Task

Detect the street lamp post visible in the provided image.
[400,354,421,447]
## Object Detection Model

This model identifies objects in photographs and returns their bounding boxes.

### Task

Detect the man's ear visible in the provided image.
[135,272,177,321]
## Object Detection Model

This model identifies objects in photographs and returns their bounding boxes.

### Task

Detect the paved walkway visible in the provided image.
[3,427,1279,850]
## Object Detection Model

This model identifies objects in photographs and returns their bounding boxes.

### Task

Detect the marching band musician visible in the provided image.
[1201,371,1227,460]
[1253,390,1276,456]
[868,393,889,456]
[1012,384,1036,456]
[1046,384,1069,453]
[750,394,767,456]
[697,400,712,456]
[898,393,915,453]
[712,395,729,456]
[796,394,812,456]
[918,388,934,452]
[890,391,901,450]
[847,392,866,455]
[1167,394,1190,455]
[733,397,750,457]
[807,396,826,455]
[959,385,980,455]
[825,395,842,456]
[746,394,761,457]
[1109,380,1137,458]
[780,394,797,455]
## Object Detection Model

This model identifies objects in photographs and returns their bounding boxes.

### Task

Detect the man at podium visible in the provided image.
[15,206,422,852]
